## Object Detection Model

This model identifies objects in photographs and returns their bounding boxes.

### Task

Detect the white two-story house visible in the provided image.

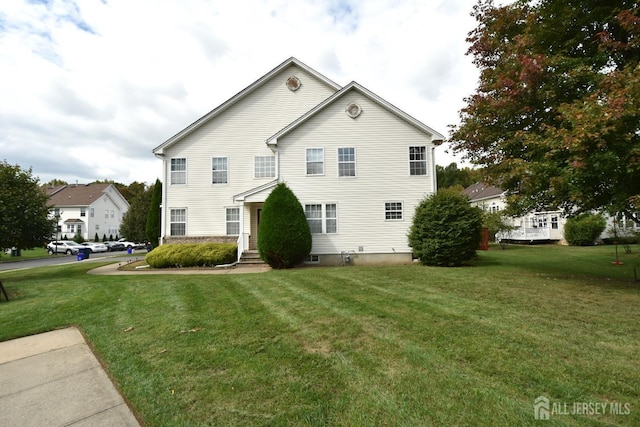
[46,183,129,241]
[152,58,444,265]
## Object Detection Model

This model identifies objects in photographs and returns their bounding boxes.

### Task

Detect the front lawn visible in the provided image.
[0,245,638,426]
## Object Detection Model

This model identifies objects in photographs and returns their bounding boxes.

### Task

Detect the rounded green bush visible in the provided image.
[145,242,237,268]
[408,190,483,267]
[564,213,606,246]
[258,182,311,269]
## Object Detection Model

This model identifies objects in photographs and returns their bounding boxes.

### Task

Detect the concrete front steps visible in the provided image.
[238,250,265,266]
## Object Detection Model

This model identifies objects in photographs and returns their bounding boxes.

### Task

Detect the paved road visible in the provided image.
[0,252,147,272]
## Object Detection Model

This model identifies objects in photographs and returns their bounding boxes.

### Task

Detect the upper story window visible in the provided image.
[80,208,86,217]
[212,157,228,184]
[170,208,186,236]
[89,208,94,218]
[171,158,187,185]
[385,202,403,220]
[255,156,276,178]
[306,148,324,175]
[409,146,427,176]
[338,147,356,177]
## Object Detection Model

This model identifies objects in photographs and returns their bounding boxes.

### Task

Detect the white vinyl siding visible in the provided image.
[306,148,324,175]
[226,207,240,235]
[171,158,187,184]
[170,208,187,236]
[337,147,356,177]
[409,146,427,176]
[212,157,228,184]
[254,156,276,178]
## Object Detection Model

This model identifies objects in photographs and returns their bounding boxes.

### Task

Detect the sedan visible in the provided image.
[47,240,84,255]
[82,242,108,253]
[104,241,125,252]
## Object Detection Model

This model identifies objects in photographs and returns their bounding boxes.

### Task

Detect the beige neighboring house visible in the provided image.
[45,183,130,241]
[462,182,566,243]
[152,57,445,265]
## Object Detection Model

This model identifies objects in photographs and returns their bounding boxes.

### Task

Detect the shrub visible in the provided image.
[564,213,607,246]
[258,183,312,269]
[408,190,483,267]
[145,243,237,268]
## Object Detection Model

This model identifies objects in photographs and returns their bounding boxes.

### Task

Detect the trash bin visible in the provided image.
[10,248,17,257]
[76,248,90,261]
[127,247,133,254]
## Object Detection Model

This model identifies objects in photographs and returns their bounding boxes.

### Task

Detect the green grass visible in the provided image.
[1,245,639,426]
[0,247,50,262]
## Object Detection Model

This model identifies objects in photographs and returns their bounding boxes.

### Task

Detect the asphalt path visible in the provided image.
[0,251,147,272]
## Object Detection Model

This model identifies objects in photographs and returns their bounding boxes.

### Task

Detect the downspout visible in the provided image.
[431,146,437,192]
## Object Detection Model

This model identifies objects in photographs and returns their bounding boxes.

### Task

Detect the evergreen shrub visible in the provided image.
[145,243,237,268]
[258,183,312,268]
[564,213,606,246]
[408,190,483,266]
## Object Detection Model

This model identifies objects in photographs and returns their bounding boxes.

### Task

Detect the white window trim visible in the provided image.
[169,208,187,236]
[225,207,240,236]
[384,201,404,221]
[254,155,276,179]
[212,156,229,185]
[408,146,428,176]
[305,148,325,176]
[304,203,338,234]
[337,147,357,178]
[170,157,187,185]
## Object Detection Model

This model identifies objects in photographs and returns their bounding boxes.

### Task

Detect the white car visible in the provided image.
[117,238,136,249]
[82,242,108,253]
[47,240,83,255]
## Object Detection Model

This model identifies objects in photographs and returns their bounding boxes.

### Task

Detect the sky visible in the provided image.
[0,0,492,186]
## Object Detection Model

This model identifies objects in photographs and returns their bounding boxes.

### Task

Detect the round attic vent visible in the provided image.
[286,76,301,91]
[345,102,362,118]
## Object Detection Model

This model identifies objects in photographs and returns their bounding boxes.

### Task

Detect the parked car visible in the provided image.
[117,238,146,250]
[104,241,125,252]
[81,242,108,253]
[47,240,84,255]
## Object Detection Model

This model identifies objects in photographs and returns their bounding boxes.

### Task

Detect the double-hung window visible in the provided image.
[170,208,186,236]
[385,202,403,220]
[338,147,356,177]
[409,146,427,176]
[171,158,187,184]
[80,208,86,217]
[254,156,276,178]
[305,204,337,234]
[212,157,228,184]
[226,207,240,235]
[306,148,324,175]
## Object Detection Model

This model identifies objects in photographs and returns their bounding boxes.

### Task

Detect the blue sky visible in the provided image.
[0,0,495,184]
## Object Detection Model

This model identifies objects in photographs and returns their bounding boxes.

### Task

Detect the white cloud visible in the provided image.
[0,0,485,185]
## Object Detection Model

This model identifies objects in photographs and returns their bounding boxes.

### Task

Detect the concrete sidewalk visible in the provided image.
[0,327,140,426]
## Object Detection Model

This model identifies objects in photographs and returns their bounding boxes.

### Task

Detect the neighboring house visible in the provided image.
[462,182,566,243]
[45,183,130,241]
[152,57,444,265]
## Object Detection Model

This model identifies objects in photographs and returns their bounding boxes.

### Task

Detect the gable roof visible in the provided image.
[266,81,445,146]
[462,182,505,203]
[153,57,342,156]
[47,183,128,207]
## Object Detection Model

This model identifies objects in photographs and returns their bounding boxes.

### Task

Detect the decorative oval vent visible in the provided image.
[345,102,362,118]
[286,76,301,91]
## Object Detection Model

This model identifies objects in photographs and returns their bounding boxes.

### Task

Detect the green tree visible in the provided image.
[408,190,483,266]
[258,183,312,269]
[119,184,152,242]
[0,160,55,252]
[145,179,162,246]
[449,0,640,221]
[436,162,480,190]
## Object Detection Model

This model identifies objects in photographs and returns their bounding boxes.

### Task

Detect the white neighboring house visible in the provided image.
[46,183,130,241]
[462,182,567,243]
[152,57,444,265]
